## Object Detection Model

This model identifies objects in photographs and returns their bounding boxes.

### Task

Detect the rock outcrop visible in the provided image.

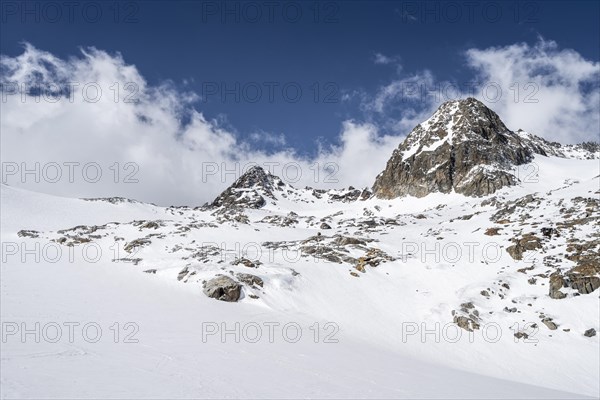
[210,166,285,209]
[203,275,242,302]
[373,98,533,198]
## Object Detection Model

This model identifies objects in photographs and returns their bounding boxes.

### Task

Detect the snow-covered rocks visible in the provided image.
[209,165,285,209]
[373,97,600,199]
[373,97,533,198]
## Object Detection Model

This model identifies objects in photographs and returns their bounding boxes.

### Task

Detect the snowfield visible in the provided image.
[1,155,599,399]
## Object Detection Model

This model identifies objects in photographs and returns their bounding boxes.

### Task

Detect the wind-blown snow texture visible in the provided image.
[1,99,599,399]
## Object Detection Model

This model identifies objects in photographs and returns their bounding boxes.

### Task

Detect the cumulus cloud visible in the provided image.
[465,39,600,143]
[367,38,600,143]
[0,44,395,205]
[2,39,597,205]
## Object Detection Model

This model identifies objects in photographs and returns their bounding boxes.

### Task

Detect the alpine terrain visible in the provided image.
[2,98,599,399]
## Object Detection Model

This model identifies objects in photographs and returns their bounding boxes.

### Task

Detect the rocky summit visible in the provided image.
[372,98,597,198]
[210,165,286,209]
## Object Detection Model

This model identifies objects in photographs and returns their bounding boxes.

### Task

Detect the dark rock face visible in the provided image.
[506,234,542,261]
[17,230,39,238]
[373,98,599,199]
[548,264,600,299]
[584,328,597,337]
[568,274,600,295]
[329,188,371,202]
[210,166,285,209]
[203,275,242,302]
[373,98,534,198]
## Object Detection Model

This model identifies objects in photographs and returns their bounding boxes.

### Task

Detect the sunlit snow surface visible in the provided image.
[1,155,598,399]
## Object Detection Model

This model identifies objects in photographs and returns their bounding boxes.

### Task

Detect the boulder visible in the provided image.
[542,318,558,330]
[584,328,596,337]
[320,222,332,230]
[203,275,242,302]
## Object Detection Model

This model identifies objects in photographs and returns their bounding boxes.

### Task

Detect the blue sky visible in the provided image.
[2,0,599,156]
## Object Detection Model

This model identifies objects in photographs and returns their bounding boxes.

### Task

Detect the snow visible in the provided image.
[1,154,599,399]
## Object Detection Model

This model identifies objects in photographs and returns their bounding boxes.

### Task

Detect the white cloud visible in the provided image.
[248,131,286,147]
[367,38,600,144]
[0,44,394,205]
[2,40,597,205]
[465,39,600,143]
[374,53,393,65]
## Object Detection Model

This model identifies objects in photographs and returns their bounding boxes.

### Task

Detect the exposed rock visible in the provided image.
[82,196,140,204]
[177,267,190,281]
[549,265,600,298]
[541,227,559,238]
[334,236,367,247]
[484,227,501,236]
[373,98,534,198]
[549,273,567,299]
[235,273,263,287]
[584,328,596,337]
[203,275,242,302]
[17,229,39,238]
[124,238,152,253]
[355,248,396,272]
[506,234,542,261]
[260,214,298,227]
[514,332,529,340]
[454,315,480,331]
[210,166,285,209]
[140,221,161,229]
[231,258,259,268]
[568,274,600,295]
[566,263,600,295]
[320,222,332,230]
[113,257,142,265]
[330,189,361,202]
[542,318,558,330]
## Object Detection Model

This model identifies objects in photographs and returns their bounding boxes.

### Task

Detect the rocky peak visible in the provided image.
[210,166,286,209]
[227,166,283,196]
[398,97,512,157]
[373,98,533,198]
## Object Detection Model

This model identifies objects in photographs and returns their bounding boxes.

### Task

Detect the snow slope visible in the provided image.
[1,154,599,399]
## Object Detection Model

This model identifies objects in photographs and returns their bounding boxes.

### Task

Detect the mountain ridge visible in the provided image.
[373,97,599,199]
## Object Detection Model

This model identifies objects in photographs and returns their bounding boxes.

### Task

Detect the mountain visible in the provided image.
[210,165,287,209]
[373,98,599,198]
[2,99,599,399]
[208,165,372,214]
